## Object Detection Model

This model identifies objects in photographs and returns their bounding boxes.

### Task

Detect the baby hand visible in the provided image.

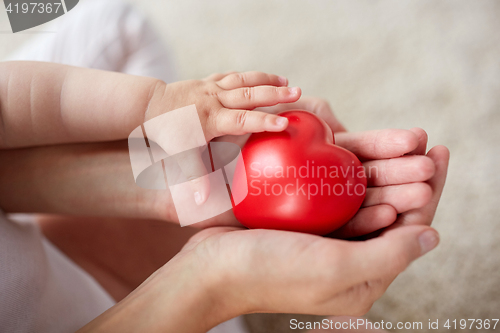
[143,71,301,205]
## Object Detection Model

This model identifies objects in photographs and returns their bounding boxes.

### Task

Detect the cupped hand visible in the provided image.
[162,222,440,331]
[172,142,448,327]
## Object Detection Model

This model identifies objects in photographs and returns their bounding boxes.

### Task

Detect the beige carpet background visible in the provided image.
[1,1,499,332]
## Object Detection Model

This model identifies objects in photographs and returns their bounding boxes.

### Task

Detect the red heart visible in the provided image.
[232,110,367,235]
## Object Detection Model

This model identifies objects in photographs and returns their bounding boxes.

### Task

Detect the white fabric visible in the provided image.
[1,1,248,332]
[0,213,115,332]
[4,0,177,83]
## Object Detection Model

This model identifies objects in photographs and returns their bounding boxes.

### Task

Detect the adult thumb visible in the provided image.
[347,225,440,284]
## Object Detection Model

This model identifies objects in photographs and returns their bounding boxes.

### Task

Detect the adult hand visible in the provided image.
[73,126,449,333]
[78,216,440,333]
[305,139,449,333]
[215,98,439,235]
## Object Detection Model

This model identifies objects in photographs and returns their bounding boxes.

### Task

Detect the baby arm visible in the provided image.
[0,61,160,148]
[0,62,299,149]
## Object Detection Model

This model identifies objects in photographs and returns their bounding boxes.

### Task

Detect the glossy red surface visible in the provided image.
[232,110,366,235]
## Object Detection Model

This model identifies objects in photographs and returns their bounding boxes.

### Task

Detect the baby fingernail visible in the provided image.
[288,87,299,95]
[419,230,440,255]
[194,191,203,205]
[278,76,288,86]
[275,117,288,127]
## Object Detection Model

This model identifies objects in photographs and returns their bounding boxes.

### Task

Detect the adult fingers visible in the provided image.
[298,97,347,133]
[343,225,439,284]
[406,127,428,155]
[335,129,419,161]
[218,86,301,109]
[363,183,433,214]
[216,71,288,90]
[210,108,289,137]
[364,155,436,187]
[328,204,397,239]
[392,145,450,227]
[257,96,347,133]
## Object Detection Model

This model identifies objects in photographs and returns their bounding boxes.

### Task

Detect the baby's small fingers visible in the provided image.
[211,108,289,136]
[364,155,436,187]
[218,86,301,109]
[217,71,288,90]
[204,71,237,82]
[363,183,432,214]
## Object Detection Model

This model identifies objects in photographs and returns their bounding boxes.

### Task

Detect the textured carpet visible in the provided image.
[1,1,499,332]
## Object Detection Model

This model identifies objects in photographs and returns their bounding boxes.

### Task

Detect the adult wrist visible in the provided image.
[154,249,249,331]
[78,249,245,333]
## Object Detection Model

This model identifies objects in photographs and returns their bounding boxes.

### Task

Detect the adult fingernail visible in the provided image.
[278,76,288,86]
[275,117,288,127]
[418,230,440,255]
[288,87,299,95]
[194,191,203,205]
